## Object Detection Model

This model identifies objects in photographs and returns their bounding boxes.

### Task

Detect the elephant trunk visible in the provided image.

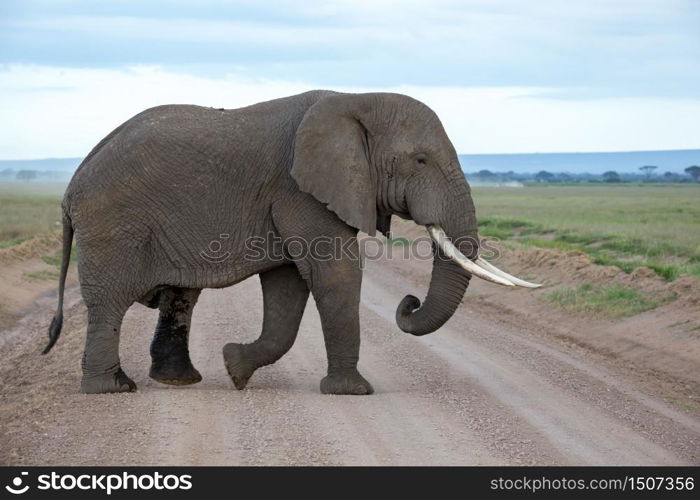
[395,158,541,337]
[395,238,473,336]
[394,223,542,336]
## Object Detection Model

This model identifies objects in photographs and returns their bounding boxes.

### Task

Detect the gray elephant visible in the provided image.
[44,90,537,394]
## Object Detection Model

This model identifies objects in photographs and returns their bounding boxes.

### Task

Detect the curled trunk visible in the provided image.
[395,244,471,336]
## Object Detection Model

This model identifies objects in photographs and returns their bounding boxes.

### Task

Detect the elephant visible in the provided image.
[43,90,538,394]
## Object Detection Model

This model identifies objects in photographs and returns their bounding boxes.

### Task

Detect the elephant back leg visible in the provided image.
[149,287,202,385]
[76,236,157,393]
[223,264,309,389]
[81,299,136,394]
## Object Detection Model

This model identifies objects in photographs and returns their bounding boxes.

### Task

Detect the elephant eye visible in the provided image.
[415,154,428,166]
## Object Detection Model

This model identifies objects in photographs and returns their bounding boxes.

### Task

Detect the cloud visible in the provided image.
[2,1,699,96]
[1,64,699,159]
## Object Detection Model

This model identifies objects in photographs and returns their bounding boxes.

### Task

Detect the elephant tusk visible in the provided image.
[426,225,515,287]
[475,257,542,288]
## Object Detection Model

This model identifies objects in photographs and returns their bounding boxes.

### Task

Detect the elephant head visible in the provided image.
[292,92,539,336]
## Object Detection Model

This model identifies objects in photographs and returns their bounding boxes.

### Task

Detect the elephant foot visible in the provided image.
[81,368,137,394]
[149,359,202,386]
[222,343,257,390]
[320,369,374,395]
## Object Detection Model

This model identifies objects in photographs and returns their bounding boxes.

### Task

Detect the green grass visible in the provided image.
[41,254,62,267]
[545,284,663,318]
[24,269,60,281]
[479,226,512,240]
[663,394,697,413]
[387,236,412,246]
[519,238,578,252]
[40,247,77,267]
[477,218,550,240]
[0,182,67,247]
[473,184,700,280]
[0,236,30,249]
[557,232,612,245]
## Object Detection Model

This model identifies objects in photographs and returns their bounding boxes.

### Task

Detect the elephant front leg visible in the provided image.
[149,287,202,385]
[223,264,309,389]
[271,194,373,395]
[313,265,374,395]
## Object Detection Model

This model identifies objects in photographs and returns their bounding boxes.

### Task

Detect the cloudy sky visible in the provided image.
[1,0,699,159]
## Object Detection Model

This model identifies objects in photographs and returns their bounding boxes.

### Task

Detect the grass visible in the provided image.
[24,269,60,281]
[0,236,30,249]
[20,244,76,281]
[477,218,544,239]
[21,245,76,281]
[473,184,700,280]
[663,394,697,413]
[0,182,67,247]
[545,283,663,318]
[387,236,412,246]
[41,254,62,267]
[519,238,578,252]
[557,232,612,245]
[41,247,77,268]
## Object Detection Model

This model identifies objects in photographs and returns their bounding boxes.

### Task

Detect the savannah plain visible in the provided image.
[1,181,699,465]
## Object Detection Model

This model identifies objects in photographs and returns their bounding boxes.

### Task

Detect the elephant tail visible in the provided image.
[42,212,74,355]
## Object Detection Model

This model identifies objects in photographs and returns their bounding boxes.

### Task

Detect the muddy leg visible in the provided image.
[149,287,202,385]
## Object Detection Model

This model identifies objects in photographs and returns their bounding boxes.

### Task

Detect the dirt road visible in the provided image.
[1,254,699,465]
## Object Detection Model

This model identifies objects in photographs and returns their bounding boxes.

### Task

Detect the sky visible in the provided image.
[1,0,699,159]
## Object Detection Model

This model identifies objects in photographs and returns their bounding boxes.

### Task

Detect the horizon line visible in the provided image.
[1,147,700,163]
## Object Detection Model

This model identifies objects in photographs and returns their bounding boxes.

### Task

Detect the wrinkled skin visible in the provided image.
[47,91,479,394]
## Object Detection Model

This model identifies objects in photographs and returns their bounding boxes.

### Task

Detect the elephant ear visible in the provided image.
[291,94,378,236]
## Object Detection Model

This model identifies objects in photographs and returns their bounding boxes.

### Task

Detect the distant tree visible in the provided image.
[685,165,700,182]
[602,170,620,183]
[502,170,516,181]
[475,169,497,180]
[0,168,16,178]
[639,165,657,182]
[16,169,38,181]
[663,171,680,182]
[557,172,573,183]
[534,170,555,183]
